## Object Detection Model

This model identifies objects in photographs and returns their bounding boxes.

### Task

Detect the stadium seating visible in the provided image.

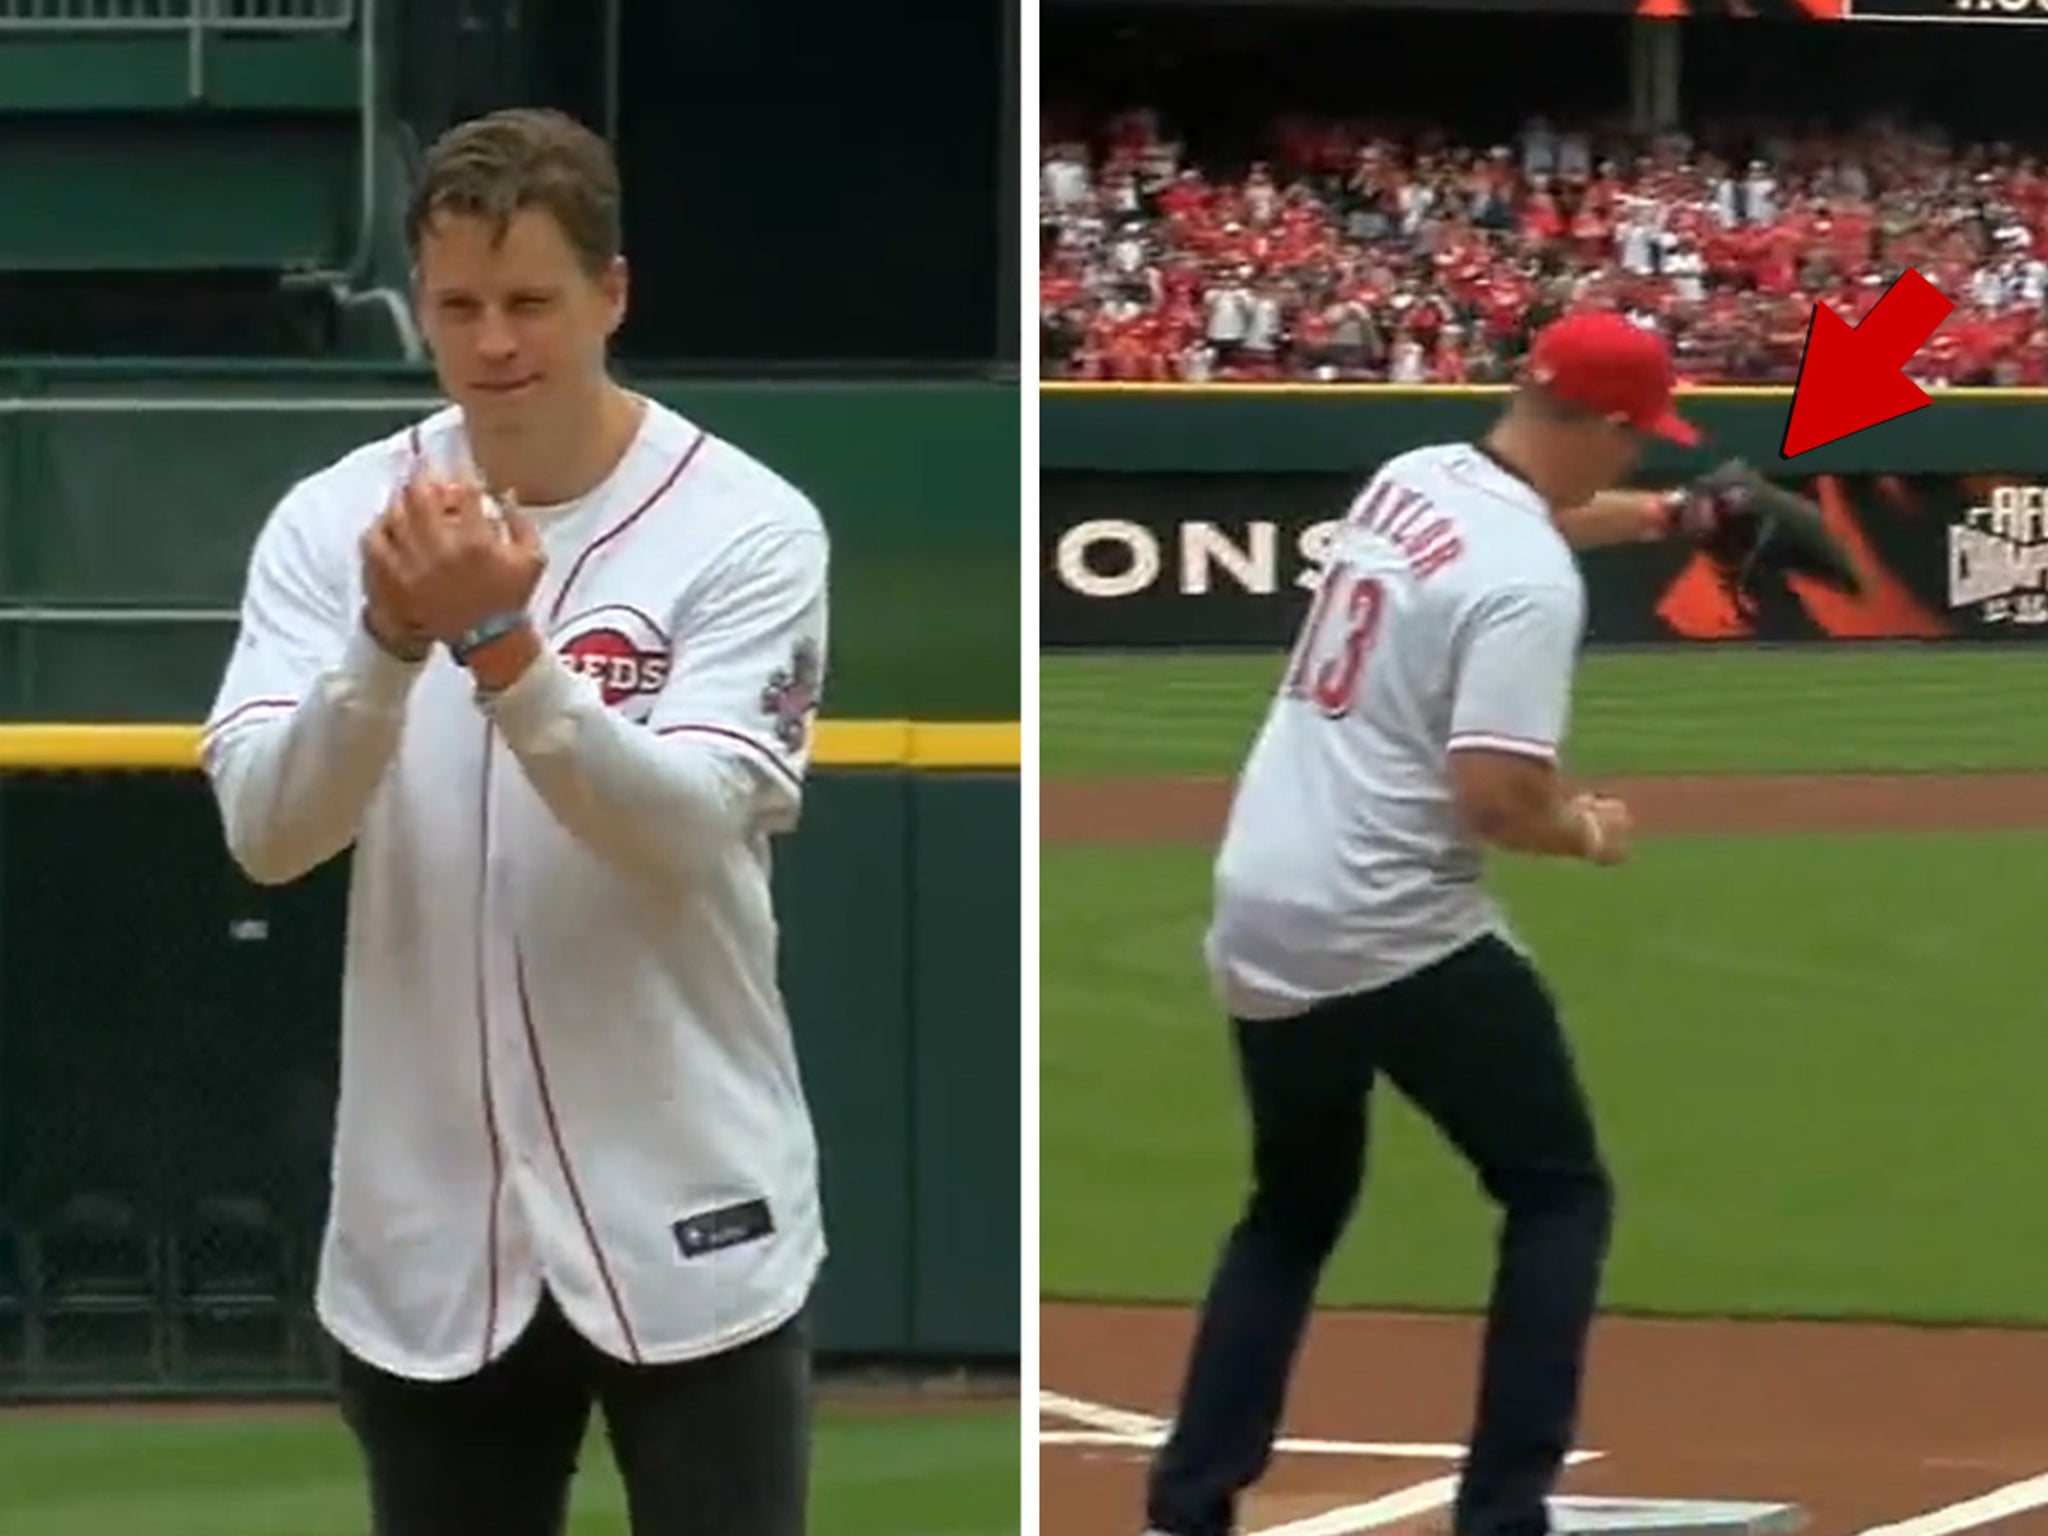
[1042,107,2048,387]
[0,0,418,358]
[37,1190,165,1379]
[0,767,345,1387]
[169,1192,306,1380]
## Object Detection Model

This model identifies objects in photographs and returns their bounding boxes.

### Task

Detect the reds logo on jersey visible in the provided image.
[554,605,673,721]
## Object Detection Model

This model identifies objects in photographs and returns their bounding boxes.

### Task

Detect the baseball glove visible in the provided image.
[1673,459,1864,612]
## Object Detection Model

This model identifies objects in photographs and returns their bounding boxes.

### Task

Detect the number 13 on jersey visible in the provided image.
[1283,561,1387,718]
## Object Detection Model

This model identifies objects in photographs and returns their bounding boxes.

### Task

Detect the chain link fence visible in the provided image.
[0,775,346,1396]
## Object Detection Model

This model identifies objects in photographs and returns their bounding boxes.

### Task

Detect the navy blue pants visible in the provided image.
[1146,934,1614,1536]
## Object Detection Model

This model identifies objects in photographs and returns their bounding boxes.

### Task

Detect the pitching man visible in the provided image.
[202,108,828,1535]
[1142,311,1704,1536]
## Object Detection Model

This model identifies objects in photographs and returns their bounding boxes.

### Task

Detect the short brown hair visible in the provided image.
[406,107,621,276]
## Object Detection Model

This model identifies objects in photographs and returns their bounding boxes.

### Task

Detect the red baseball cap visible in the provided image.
[1525,309,1700,447]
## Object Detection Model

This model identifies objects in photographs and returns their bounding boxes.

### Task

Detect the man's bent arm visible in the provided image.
[1554,489,1678,550]
[475,525,827,894]
[1447,577,1594,859]
[203,489,426,885]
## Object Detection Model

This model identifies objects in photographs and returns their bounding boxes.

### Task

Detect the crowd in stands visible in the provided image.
[1040,108,2048,387]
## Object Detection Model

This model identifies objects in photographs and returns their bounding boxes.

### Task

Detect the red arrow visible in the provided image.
[1780,268,1956,458]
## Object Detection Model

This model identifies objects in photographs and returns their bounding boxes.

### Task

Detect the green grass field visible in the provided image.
[1041,647,2048,1324]
[0,1401,1019,1536]
[1043,646,2048,778]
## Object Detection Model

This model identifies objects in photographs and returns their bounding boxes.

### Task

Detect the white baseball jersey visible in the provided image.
[1206,441,1585,1021]
[202,396,829,1380]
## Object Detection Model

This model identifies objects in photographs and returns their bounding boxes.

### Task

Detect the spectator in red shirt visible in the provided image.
[1041,107,2048,385]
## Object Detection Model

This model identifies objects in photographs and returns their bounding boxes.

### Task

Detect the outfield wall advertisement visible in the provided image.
[1041,469,2048,647]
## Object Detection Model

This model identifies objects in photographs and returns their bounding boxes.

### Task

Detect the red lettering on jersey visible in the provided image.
[1402,515,1455,561]
[1283,562,1387,719]
[1376,487,1432,542]
[564,645,672,699]
[1409,533,1465,581]
[1360,485,1401,538]
[553,605,674,720]
[1339,478,1464,582]
[1347,479,1393,530]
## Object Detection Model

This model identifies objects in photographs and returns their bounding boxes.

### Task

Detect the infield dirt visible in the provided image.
[1042,767,2048,1536]
[1044,769,2048,844]
[1041,1302,2048,1536]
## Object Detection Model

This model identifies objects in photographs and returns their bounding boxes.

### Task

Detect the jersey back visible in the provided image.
[1206,441,1587,1019]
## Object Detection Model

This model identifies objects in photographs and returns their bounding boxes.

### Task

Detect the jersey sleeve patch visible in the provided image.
[758,635,823,755]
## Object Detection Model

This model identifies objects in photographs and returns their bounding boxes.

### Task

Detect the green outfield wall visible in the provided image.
[1041,385,2048,648]
[0,364,1019,1396]
[0,751,1018,1396]
[0,363,1019,722]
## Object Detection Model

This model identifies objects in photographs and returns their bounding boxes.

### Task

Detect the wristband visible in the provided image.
[449,610,528,664]
[1653,488,1687,538]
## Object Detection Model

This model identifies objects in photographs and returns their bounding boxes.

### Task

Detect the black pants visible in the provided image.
[1146,934,1615,1536]
[334,1288,811,1536]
